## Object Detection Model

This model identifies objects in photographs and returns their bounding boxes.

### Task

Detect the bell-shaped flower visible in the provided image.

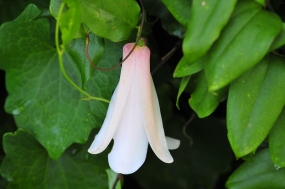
[88,43,180,174]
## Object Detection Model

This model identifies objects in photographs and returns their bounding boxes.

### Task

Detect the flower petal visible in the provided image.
[165,136,180,150]
[108,72,148,174]
[88,44,136,154]
[136,45,174,163]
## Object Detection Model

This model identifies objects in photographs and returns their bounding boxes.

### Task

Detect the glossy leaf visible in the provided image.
[183,0,237,64]
[189,71,227,118]
[269,23,285,51]
[173,56,203,78]
[50,0,140,42]
[269,107,285,169]
[205,0,282,91]
[227,54,285,158]
[0,129,110,189]
[161,0,192,27]
[59,0,81,45]
[226,149,285,189]
[0,5,121,159]
[176,76,190,110]
[66,33,104,86]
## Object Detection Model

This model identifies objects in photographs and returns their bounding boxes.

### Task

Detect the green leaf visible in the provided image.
[50,0,140,42]
[227,54,285,158]
[143,0,186,38]
[66,33,104,86]
[161,0,192,27]
[160,12,186,38]
[106,169,121,189]
[59,0,81,45]
[0,129,110,189]
[0,4,122,159]
[269,107,285,169]
[269,23,285,51]
[50,0,62,18]
[0,0,49,24]
[189,71,227,118]
[226,149,285,189]
[176,76,190,110]
[255,0,265,6]
[81,0,140,42]
[134,116,233,189]
[183,0,237,64]
[204,0,282,91]
[173,56,203,78]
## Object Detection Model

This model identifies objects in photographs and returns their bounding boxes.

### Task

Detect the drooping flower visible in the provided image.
[88,43,180,174]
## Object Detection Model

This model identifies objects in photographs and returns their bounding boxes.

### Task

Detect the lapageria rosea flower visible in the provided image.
[88,43,180,174]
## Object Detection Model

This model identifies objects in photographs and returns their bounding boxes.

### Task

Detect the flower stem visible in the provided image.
[55,2,109,103]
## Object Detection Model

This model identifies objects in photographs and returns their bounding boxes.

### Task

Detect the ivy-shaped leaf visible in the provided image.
[0,129,110,189]
[0,4,122,159]
[66,33,104,86]
[204,0,282,91]
[226,149,285,189]
[227,54,285,158]
[50,0,140,42]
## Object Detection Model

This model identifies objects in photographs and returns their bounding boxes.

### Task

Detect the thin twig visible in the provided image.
[151,39,182,75]
[86,0,145,71]
[182,113,196,146]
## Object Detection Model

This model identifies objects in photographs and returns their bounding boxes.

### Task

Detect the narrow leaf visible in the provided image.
[173,56,203,78]
[269,107,285,169]
[176,76,191,110]
[183,0,237,64]
[226,149,285,189]
[161,0,192,27]
[227,54,285,158]
[189,71,227,118]
[269,23,285,51]
[204,0,282,91]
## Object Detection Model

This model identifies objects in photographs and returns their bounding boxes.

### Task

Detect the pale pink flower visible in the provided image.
[88,43,180,174]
